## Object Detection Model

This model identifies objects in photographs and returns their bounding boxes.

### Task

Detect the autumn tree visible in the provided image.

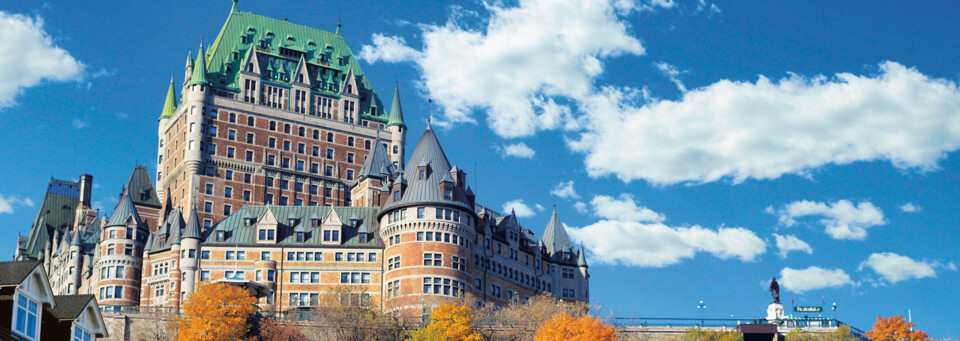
[255,317,306,341]
[534,312,616,341]
[176,282,258,341]
[865,316,931,341]
[472,294,590,341]
[307,286,403,341]
[409,303,484,341]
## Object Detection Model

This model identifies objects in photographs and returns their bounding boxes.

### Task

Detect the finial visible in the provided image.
[426,114,432,129]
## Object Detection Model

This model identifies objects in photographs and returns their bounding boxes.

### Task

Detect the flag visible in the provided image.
[791,297,794,305]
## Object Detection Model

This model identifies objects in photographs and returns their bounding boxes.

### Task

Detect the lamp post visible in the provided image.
[832,302,838,325]
[698,300,706,326]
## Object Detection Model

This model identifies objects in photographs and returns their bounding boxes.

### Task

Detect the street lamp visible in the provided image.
[698,300,707,326]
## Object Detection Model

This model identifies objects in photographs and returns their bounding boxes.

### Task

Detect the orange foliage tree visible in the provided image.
[176,282,258,341]
[534,312,616,341]
[409,303,484,341]
[864,316,931,341]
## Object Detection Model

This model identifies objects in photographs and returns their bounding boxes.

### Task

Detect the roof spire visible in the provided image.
[187,38,209,86]
[426,114,432,130]
[336,10,342,35]
[231,0,238,12]
[387,83,406,127]
[160,77,177,118]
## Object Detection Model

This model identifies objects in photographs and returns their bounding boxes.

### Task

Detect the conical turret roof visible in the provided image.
[387,84,405,127]
[107,189,140,226]
[358,136,395,180]
[382,127,473,213]
[70,228,82,247]
[540,208,574,256]
[187,40,209,86]
[160,78,177,118]
[182,206,201,240]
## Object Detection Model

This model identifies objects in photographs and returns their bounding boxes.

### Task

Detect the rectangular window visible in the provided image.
[201,251,210,259]
[13,293,39,339]
[261,251,270,260]
[423,253,442,266]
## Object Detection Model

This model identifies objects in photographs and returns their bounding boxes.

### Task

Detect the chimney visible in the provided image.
[79,174,93,208]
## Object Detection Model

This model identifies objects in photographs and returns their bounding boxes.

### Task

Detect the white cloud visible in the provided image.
[779,266,853,293]
[503,199,538,218]
[361,0,644,138]
[358,34,421,63]
[695,0,721,16]
[654,61,686,92]
[535,204,545,212]
[550,180,581,199]
[589,193,665,223]
[857,252,953,284]
[773,234,812,258]
[0,194,35,214]
[365,3,960,187]
[770,199,885,240]
[0,12,84,109]
[900,203,921,213]
[498,142,536,159]
[573,202,588,214]
[574,62,960,185]
[569,220,766,267]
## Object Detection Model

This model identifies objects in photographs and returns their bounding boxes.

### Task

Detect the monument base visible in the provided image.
[766,302,784,321]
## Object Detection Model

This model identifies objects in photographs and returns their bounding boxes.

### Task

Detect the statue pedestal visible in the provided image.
[766,303,784,321]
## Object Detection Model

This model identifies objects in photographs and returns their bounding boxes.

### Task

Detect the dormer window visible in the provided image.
[444,188,453,200]
[394,191,400,201]
[418,170,425,180]
[244,218,256,226]
[311,219,320,227]
[258,229,275,241]
[215,231,225,241]
[288,218,297,226]
[296,232,306,242]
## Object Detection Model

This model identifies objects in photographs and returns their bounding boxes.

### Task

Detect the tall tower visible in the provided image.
[539,209,589,302]
[386,85,407,168]
[67,227,83,294]
[378,125,478,317]
[95,190,148,308]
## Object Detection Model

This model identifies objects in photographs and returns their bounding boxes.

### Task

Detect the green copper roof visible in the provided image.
[160,78,177,119]
[204,6,388,122]
[206,205,381,246]
[187,41,209,86]
[21,179,81,260]
[387,85,406,127]
[107,190,140,226]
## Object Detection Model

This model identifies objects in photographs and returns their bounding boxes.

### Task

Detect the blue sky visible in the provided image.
[1,0,958,337]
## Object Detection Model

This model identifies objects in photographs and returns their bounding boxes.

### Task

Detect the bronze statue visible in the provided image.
[769,277,780,303]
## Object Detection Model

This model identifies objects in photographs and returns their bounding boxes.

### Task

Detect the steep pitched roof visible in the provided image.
[159,78,178,119]
[540,209,574,256]
[577,248,588,266]
[22,179,80,260]
[48,295,94,320]
[358,136,395,180]
[106,190,140,226]
[204,6,387,123]
[126,166,161,208]
[382,127,474,213]
[387,84,405,127]
[70,227,82,247]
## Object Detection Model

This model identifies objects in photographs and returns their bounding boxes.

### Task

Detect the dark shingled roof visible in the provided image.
[126,166,161,208]
[48,295,95,320]
[381,127,474,214]
[182,207,202,240]
[0,261,41,286]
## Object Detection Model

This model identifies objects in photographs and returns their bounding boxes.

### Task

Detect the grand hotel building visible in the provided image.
[16,2,588,319]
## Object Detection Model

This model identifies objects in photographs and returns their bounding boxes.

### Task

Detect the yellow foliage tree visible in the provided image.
[176,282,258,341]
[408,303,484,341]
[864,316,931,341]
[534,312,616,341]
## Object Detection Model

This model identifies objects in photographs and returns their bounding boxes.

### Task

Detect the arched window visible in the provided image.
[393,146,399,154]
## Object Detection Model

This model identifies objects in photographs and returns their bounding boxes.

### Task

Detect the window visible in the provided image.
[201,251,210,259]
[245,151,254,161]
[215,231,225,241]
[223,204,232,215]
[226,251,235,260]
[246,133,254,144]
[452,256,466,271]
[423,277,464,297]
[247,117,255,126]
[327,132,333,142]
[423,253,442,266]
[200,271,210,281]
[346,169,354,180]
[204,201,212,213]
[444,188,453,200]
[244,173,251,183]
[13,292,39,339]
[243,190,251,201]
[205,184,214,195]
[268,137,276,148]
[228,129,236,141]
[417,207,425,218]
[326,148,333,159]
[388,256,401,270]
[224,187,233,198]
